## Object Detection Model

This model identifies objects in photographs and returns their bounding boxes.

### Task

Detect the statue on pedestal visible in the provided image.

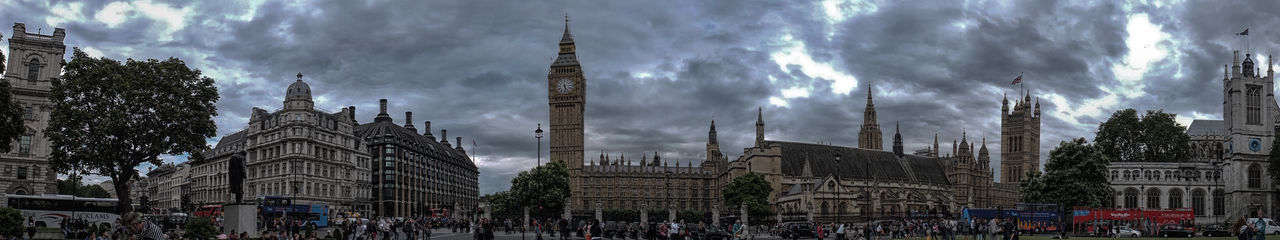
[228,152,247,204]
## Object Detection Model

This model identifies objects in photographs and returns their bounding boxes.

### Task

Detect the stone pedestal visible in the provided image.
[595,202,603,223]
[640,203,649,226]
[739,205,749,235]
[524,207,531,228]
[668,204,676,221]
[224,204,259,238]
[564,200,572,220]
[712,204,720,226]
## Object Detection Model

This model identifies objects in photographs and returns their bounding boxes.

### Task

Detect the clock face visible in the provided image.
[1250,138,1262,152]
[556,78,574,94]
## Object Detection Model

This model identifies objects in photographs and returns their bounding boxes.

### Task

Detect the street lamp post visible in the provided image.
[834,151,842,240]
[536,124,544,166]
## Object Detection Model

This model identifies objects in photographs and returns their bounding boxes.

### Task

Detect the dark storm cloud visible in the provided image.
[4,0,1277,192]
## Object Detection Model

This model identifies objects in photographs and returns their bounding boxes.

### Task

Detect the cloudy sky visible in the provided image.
[3,0,1276,195]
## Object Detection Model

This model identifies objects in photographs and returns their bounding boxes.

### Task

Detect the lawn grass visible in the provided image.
[988,235,1237,240]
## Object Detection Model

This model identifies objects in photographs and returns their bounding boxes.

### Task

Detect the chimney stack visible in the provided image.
[441,129,450,146]
[424,121,436,140]
[347,106,356,123]
[404,112,417,133]
[375,99,392,122]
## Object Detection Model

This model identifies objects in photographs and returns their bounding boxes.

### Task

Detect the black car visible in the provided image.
[1159,225,1194,238]
[702,226,733,240]
[779,222,816,239]
[1202,225,1230,237]
[604,221,622,238]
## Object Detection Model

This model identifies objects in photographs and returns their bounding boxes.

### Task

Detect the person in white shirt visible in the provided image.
[836,223,846,240]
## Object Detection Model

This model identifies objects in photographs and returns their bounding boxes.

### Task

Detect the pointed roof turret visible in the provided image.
[709,120,718,145]
[892,121,904,156]
[560,14,573,44]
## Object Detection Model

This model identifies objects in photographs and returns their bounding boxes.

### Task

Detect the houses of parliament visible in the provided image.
[545,18,1030,219]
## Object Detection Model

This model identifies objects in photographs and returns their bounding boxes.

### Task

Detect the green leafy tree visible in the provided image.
[184,217,219,239]
[0,47,28,153]
[504,161,571,220]
[55,174,112,198]
[722,173,771,217]
[47,48,219,214]
[79,185,111,198]
[0,207,20,236]
[1017,170,1050,203]
[1030,138,1114,208]
[1095,109,1190,162]
[1266,136,1280,185]
[676,210,707,223]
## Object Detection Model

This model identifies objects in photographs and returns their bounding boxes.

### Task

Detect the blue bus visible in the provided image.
[961,203,1061,233]
[258,196,329,228]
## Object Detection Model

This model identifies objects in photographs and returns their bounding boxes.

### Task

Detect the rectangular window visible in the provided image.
[1248,85,1262,125]
[22,107,32,120]
[18,135,31,154]
[16,167,27,180]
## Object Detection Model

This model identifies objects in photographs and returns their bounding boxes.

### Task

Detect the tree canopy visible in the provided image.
[722,172,772,216]
[493,160,572,220]
[1267,136,1280,185]
[1095,109,1191,162]
[1018,138,1114,208]
[56,174,112,198]
[0,43,29,153]
[47,48,219,214]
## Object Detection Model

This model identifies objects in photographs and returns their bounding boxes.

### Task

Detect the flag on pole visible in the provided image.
[1011,73,1023,85]
[1238,28,1249,36]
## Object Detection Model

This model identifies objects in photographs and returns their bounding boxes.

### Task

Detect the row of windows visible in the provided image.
[1121,188,1224,216]
[1112,169,1223,182]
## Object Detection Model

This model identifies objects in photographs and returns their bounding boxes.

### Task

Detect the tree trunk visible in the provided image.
[112,175,133,214]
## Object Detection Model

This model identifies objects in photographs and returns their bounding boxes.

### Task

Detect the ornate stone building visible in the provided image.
[724,107,954,223]
[0,23,63,195]
[939,132,1018,209]
[354,99,479,218]
[548,17,589,210]
[192,74,373,216]
[548,18,726,213]
[858,87,883,150]
[1000,91,1040,183]
[577,122,726,213]
[1107,51,1280,225]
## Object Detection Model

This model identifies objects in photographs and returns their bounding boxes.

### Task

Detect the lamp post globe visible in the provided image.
[536,124,544,166]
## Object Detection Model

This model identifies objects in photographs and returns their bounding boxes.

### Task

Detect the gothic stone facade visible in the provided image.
[1108,51,1280,224]
[1000,92,1040,184]
[193,74,373,216]
[723,108,953,223]
[355,99,479,218]
[0,23,63,195]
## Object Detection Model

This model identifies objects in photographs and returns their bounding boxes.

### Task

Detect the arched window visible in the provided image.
[1249,164,1262,189]
[1123,170,1131,180]
[1213,189,1225,216]
[1146,188,1162,209]
[1192,189,1206,216]
[1124,188,1139,208]
[1169,188,1184,208]
[26,59,39,81]
[821,201,829,215]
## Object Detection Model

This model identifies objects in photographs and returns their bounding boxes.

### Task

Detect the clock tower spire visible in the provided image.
[549,14,587,209]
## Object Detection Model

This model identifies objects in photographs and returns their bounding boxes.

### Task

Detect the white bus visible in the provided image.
[3,194,120,228]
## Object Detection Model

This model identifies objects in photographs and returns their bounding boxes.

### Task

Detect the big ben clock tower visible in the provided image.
[549,16,586,208]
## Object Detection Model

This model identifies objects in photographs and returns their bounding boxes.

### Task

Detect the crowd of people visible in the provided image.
[773,217,1024,240]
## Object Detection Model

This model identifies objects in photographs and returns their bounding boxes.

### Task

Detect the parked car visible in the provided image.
[1115,226,1141,237]
[1248,218,1280,235]
[1202,225,1230,237]
[604,221,622,238]
[1159,225,1194,238]
[779,222,816,239]
[703,226,733,240]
